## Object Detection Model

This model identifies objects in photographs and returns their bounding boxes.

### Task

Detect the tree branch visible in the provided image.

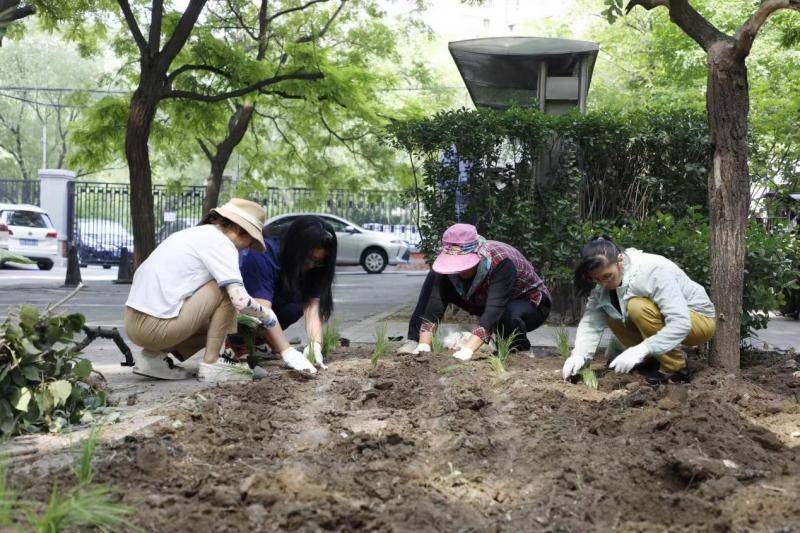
[296,0,346,43]
[167,63,232,82]
[735,0,800,58]
[159,0,207,67]
[117,0,149,55]
[226,0,258,42]
[149,0,164,53]
[266,0,330,24]
[197,137,214,161]
[163,71,324,102]
[626,0,728,51]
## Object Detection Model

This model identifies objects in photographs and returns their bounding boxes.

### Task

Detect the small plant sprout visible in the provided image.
[322,318,341,357]
[431,324,446,356]
[371,322,390,368]
[487,330,516,376]
[74,426,102,486]
[554,327,598,389]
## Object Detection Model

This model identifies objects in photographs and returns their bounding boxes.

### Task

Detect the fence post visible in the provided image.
[38,169,76,263]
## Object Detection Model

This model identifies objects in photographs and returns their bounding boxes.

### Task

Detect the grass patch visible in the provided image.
[554,327,598,389]
[371,322,390,368]
[438,364,467,375]
[322,318,341,357]
[487,331,515,376]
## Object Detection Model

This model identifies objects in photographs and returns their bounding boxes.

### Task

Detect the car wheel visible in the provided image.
[37,260,54,271]
[361,247,388,274]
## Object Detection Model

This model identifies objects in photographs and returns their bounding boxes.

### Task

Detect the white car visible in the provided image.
[264,213,410,273]
[0,203,59,270]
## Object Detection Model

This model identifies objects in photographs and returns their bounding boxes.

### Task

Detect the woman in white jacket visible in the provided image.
[562,237,716,385]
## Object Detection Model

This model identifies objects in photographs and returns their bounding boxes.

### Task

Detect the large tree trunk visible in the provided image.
[125,76,162,268]
[706,42,750,371]
[201,104,255,215]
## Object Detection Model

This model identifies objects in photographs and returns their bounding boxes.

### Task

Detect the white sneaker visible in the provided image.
[197,360,253,383]
[397,340,418,354]
[132,350,191,380]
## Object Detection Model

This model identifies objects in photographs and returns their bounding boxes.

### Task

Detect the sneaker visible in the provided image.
[197,359,253,383]
[132,350,191,380]
[397,340,418,354]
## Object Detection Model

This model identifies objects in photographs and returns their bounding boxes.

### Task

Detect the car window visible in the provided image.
[323,217,350,232]
[8,211,51,228]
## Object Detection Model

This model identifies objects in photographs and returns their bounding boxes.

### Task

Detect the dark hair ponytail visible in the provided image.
[278,215,337,321]
[573,236,625,297]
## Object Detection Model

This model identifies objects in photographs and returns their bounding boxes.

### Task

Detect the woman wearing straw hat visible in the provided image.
[411,223,551,361]
[124,198,316,382]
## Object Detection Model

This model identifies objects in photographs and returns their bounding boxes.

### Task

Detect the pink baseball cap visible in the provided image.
[432,223,482,274]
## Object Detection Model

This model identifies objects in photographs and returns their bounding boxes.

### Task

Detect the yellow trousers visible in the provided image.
[607,297,716,373]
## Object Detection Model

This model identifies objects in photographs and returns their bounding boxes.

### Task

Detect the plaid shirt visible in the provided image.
[421,241,550,342]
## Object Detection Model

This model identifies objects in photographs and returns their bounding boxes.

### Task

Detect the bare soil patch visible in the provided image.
[12,348,800,532]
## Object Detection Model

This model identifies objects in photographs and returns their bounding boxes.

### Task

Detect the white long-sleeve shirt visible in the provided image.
[573,248,715,359]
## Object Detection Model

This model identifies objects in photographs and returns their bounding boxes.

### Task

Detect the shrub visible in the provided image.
[0,306,106,436]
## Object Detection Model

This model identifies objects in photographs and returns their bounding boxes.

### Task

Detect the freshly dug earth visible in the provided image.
[15,348,800,531]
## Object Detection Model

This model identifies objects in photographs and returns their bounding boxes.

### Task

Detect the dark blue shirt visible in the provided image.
[240,238,317,307]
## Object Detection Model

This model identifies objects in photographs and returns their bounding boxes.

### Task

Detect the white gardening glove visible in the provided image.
[280,347,317,374]
[260,308,278,328]
[453,347,473,361]
[303,342,327,369]
[562,353,589,380]
[609,343,650,374]
[412,343,431,355]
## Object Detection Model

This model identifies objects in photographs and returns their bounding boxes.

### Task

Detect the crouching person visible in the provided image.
[124,199,311,382]
[412,224,551,360]
[562,237,716,385]
[227,215,337,372]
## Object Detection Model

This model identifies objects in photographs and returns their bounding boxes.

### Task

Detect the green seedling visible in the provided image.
[554,327,598,389]
[439,364,467,375]
[73,426,101,486]
[371,322,390,368]
[487,331,516,376]
[431,325,446,356]
[322,318,341,357]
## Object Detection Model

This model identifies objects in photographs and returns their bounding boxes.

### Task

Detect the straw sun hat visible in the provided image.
[201,198,266,252]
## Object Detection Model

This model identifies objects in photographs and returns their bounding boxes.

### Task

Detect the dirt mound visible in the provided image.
[13,350,800,531]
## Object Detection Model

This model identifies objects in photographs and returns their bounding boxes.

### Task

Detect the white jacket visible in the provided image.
[573,248,715,359]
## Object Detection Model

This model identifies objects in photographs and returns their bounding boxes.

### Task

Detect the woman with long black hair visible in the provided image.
[230,215,337,372]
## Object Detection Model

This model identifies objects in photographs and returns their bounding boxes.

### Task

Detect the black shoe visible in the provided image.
[645,367,691,386]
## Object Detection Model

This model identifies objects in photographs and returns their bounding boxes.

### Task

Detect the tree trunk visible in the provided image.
[201,104,255,215]
[125,77,162,268]
[706,42,750,371]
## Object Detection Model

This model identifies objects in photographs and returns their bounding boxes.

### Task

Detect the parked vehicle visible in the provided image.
[75,218,134,268]
[264,213,410,274]
[156,217,199,244]
[0,203,59,270]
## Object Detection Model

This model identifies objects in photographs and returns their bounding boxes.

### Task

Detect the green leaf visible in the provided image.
[21,365,40,382]
[20,338,40,356]
[19,305,39,329]
[73,359,92,379]
[48,380,72,407]
[10,387,32,412]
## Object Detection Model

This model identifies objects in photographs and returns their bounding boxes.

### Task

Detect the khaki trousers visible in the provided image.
[124,281,237,361]
[607,297,716,373]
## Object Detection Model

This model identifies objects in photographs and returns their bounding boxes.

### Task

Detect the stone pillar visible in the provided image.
[38,169,76,259]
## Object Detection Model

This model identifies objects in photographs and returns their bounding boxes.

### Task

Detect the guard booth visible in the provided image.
[448,36,599,114]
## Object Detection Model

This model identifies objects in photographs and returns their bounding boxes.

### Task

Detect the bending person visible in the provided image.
[124,198,314,383]
[228,215,337,370]
[562,237,716,385]
[413,223,550,360]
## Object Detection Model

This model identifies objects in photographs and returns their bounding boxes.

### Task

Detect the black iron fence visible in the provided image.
[0,178,417,265]
[0,179,39,205]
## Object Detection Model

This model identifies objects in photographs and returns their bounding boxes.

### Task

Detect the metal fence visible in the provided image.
[0,179,39,205]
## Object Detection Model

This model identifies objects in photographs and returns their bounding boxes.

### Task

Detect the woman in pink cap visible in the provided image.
[409,223,551,360]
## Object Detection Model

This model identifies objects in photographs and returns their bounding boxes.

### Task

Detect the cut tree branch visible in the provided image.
[163,71,324,102]
[117,0,149,55]
[735,0,800,58]
[626,0,728,51]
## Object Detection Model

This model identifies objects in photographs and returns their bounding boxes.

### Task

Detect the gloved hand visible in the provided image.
[453,347,473,361]
[260,308,278,328]
[562,353,589,380]
[280,347,317,374]
[609,343,650,374]
[412,343,431,355]
[303,342,327,369]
